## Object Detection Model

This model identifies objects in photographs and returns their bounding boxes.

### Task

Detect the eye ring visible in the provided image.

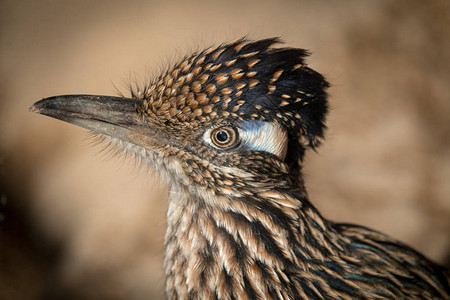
[210,126,239,149]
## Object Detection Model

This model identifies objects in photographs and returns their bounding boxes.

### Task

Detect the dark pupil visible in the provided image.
[216,130,229,143]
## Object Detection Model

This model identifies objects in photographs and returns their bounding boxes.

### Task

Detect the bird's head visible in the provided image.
[30,38,328,197]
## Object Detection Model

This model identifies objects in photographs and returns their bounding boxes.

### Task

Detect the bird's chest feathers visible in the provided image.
[163,186,304,299]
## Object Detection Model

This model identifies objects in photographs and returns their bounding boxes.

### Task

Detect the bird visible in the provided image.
[30,37,449,299]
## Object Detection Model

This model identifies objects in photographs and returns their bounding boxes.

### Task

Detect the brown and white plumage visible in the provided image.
[30,38,449,299]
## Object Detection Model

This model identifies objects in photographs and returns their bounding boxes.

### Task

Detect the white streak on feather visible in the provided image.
[239,121,288,160]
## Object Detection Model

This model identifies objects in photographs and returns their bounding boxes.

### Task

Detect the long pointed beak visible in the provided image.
[30,94,159,147]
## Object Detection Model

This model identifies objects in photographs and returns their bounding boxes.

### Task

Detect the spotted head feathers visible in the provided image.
[133,37,329,167]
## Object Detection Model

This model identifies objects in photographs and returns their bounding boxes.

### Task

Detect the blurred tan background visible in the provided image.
[1,0,449,299]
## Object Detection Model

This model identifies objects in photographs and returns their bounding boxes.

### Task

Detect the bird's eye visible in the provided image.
[210,127,239,149]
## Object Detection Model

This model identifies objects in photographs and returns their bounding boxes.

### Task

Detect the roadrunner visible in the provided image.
[30,38,449,299]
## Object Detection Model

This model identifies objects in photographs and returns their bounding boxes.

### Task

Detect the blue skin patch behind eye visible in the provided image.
[239,120,268,133]
[238,120,288,159]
